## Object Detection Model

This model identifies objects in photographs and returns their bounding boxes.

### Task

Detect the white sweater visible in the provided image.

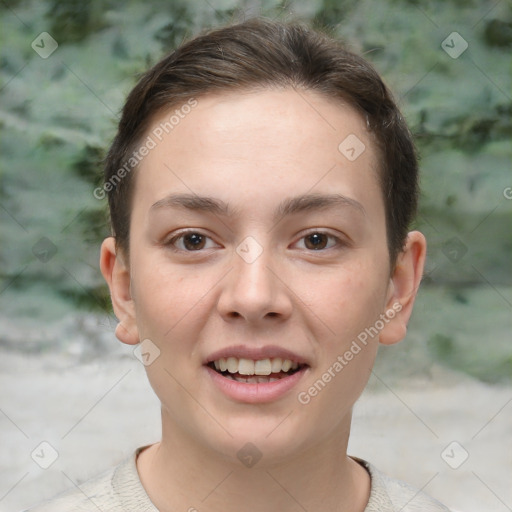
[24,449,451,512]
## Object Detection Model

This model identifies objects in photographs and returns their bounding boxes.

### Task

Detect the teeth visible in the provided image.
[260,377,278,383]
[224,375,281,383]
[281,359,292,372]
[254,359,272,375]
[211,357,300,376]
[271,358,283,373]
[226,357,238,373]
[238,358,255,375]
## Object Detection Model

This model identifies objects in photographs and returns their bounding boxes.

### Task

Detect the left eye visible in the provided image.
[169,232,218,251]
[294,232,339,251]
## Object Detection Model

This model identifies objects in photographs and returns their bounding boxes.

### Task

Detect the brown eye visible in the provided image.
[304,233,329,250]
[182,233,206,250]
[169,231,218,252]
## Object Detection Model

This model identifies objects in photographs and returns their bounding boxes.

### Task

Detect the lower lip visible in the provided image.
[205,365,308,403]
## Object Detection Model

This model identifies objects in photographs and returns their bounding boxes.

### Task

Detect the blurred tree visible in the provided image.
[48,0,111,43]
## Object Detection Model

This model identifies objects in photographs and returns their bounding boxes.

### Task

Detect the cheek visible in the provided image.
[293,267,384,436]
[130,254,213,343]
[294,261,389,343]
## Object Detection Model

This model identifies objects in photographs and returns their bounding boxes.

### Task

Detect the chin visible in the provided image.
[197,412,319,467]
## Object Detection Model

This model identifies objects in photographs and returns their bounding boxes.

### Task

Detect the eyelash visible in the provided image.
[294,230,343,251]
[166,229,344,253]
[166,230,219,252]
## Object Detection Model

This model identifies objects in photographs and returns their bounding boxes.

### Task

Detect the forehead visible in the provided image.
[133,88,382,219]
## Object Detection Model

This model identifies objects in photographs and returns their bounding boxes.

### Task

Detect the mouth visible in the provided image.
[204,346,310,402]
[207,357,306,383]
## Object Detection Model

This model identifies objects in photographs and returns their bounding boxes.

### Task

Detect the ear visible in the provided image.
[379,231,427,346]
[100,237,140,345]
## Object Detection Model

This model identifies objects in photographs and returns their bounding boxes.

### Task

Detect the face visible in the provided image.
[102,88,423,465]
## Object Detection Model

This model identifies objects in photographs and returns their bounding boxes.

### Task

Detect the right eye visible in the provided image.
[167,231,219,251]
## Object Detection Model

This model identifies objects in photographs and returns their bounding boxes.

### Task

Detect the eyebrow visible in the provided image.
[150,194,234,216]
[149,192,365,221]
[276,193,365,219]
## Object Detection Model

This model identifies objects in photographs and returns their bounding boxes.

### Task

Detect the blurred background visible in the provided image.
[1,1,511,511]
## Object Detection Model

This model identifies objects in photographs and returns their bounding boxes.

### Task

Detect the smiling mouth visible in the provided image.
[207,357,307,383]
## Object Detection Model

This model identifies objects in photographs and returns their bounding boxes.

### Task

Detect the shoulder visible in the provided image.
[355,458,453,512]
[22,466,117,512]
[22,450,156,512]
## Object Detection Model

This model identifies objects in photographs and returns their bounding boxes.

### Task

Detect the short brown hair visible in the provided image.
[104,17,418,264]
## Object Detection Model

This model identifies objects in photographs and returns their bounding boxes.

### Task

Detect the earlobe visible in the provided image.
[100,237,140,345]
[379,231,427,346]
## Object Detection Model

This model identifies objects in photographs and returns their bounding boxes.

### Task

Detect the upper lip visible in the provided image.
[205,345,309,365]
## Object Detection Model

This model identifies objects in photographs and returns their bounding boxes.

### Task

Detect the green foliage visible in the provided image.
[0,0,24,9]
[414,285,512,383]
[58,283,112,313]
[428,328,512,384]
[72,145,106,184]
[1,0,511,379]
[79,208,110,245]
[428,333,455,361]
[154,3,194,49]
[484,18,512,48]
[47,0,111,43]
[312,0,357,30]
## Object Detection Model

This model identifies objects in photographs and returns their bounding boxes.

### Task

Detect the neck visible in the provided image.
[137,410,370,512]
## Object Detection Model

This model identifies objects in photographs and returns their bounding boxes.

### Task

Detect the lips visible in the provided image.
[204,346,309,402]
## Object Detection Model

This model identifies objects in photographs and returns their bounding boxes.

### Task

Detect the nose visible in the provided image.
[217,245,293,324]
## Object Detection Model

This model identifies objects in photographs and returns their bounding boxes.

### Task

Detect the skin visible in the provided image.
[100,88,426,512]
